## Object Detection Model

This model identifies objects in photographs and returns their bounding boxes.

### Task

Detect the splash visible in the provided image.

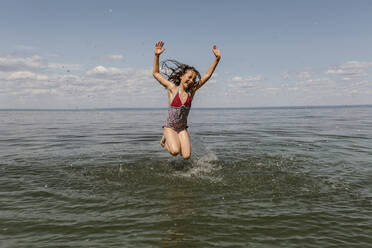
[171,148,222,181]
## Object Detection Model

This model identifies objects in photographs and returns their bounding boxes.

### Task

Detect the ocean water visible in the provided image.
[1,106,372,247]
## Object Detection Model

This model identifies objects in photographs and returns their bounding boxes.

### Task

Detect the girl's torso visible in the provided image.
[163,86,193,132]
[168,86,193,107]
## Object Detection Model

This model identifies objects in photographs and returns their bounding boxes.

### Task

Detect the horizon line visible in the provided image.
[1,104,371,111]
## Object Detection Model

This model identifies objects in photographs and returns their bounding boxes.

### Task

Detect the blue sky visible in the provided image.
[1,0,372,108]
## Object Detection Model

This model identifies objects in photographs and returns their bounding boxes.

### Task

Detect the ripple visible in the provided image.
[1,107,372,247]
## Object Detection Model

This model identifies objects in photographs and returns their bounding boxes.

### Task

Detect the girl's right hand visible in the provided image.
[154,41,165,55]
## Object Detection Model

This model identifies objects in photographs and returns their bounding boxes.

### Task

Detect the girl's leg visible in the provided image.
[178,129,191,160]
[163,127,181,156]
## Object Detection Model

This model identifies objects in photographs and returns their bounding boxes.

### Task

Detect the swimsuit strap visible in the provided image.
[170,86,180,106]
[170,86,192,107]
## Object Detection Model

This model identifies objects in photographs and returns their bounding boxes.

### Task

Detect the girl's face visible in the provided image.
[180,69,197,89]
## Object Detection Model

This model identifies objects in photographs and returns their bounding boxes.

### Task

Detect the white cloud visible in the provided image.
[326,69,348,75]
[281,70,313,80]
[280,61,372,105]
[0,55,45,71]
[325,68,366,77]
[325,61,372,78]
[86,66,152,88]
[107,54,124,60]
[86,65,130,77]
[230,75,263,82]
[0,54,81,72]
[339,61,372,69]
[0,54,163,108]
[26,88,57,95]
[227,75,263,91]
[47,62,81,71]
[7,71,48,81]
[2,54,372,108]
[87,65,116,75]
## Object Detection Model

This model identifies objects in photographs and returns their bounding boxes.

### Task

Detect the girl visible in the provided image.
[152,41,221,159]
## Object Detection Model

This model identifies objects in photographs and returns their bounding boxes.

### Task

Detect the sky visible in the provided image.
[1,0,372,108]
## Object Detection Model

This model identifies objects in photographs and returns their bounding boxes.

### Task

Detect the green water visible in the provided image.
[1,107,372,247]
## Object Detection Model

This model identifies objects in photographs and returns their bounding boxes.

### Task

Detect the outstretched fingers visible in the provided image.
[154,41,166,55]
[155,41,165,48]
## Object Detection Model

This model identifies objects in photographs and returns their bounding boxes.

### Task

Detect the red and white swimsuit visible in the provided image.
[162,86,192,133]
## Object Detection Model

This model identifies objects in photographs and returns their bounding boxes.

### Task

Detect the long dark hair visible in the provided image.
[160,59,201,87]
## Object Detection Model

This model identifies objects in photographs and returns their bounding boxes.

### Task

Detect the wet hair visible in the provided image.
[160,59,201,88]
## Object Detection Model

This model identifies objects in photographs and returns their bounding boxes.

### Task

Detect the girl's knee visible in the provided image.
[182,155,191,160]
[169,146,180,156]
[182,152,191,160]
[170,150,179,156]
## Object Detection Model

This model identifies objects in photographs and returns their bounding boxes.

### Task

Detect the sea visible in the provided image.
[1,106,371,247]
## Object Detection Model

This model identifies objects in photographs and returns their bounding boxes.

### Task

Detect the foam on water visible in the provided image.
[172,151,221,181]
[168,134,222,181]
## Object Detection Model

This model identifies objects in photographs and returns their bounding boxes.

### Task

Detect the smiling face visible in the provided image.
[180,69,197,90]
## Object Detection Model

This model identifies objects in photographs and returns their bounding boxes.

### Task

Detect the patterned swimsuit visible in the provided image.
[162,86,192,133]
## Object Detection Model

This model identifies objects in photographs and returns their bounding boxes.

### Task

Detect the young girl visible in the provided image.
[152,41,221,159]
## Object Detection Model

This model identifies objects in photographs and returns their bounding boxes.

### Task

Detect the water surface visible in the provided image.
[1,106,372,247]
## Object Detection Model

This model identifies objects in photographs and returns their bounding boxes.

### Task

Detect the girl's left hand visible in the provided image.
[212,45,221,59]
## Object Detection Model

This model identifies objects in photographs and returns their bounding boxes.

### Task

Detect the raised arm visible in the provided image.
[194,45,221,91]
[152,41,172,89]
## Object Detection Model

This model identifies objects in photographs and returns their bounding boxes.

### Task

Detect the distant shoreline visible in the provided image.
[1,104,371,111]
